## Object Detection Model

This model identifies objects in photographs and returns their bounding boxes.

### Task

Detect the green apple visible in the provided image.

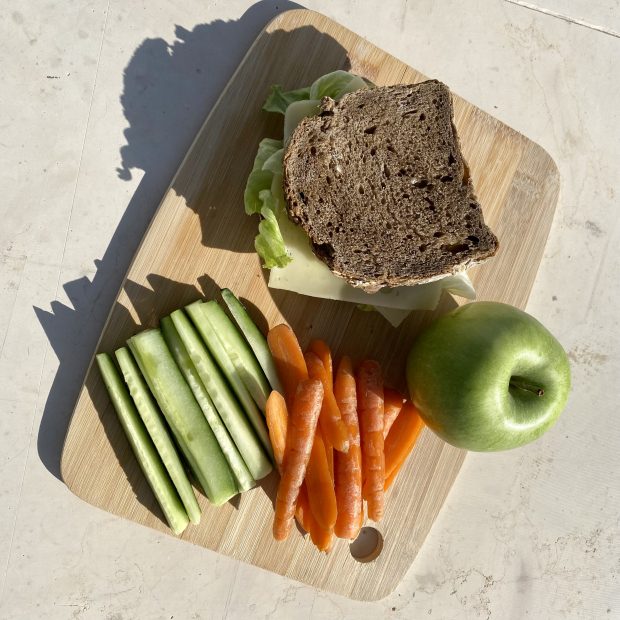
[406,302,571,451]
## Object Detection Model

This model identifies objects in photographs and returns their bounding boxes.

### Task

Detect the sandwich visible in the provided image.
[244,71,498,325]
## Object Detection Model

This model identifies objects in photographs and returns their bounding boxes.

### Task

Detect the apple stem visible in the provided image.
[510,378,544,397]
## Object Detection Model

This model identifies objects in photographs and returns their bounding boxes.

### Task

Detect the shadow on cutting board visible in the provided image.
[34,0,346,482]
[83,364,167,525]
[77,274,239,521]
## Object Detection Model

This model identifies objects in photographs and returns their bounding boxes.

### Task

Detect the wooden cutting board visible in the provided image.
[61,9,559,600]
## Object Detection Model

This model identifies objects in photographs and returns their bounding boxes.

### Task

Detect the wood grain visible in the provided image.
[60,9,559,600]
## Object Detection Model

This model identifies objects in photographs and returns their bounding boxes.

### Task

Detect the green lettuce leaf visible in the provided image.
[251,138,282,172]
[263,85,311,115]
[244,139,283,215]
[262,70,370,116]
[244,139,290,268]
[244,169,272,215]
[262,148,284,176]
[255,200,290,269]
[308,70,369,100]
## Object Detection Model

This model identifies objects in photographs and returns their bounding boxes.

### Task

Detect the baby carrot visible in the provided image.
[305,428,338,531]
[333,356,364,540]
[273,379,323,541]
[267,324,308,410]
[308,339,333,383]
[357,360,385,522]
[324,433,334,482]
[266,390,318,534]
[383,387,405,439]
[305,351,349,453]
[384,401,424,488]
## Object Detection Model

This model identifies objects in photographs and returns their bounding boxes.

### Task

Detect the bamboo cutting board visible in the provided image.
[61,9,560,600]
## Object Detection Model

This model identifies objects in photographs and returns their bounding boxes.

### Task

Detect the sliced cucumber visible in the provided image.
[200,299,271,410]
[114,347,201,524]
[161,316,255,492]
[170,309,272,480]
[185,301,273,458]
[220,288,284,395]
[127,329,238,506]
[96,353,189,534]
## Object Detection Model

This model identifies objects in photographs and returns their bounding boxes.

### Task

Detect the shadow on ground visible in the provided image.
[33,0,312,481]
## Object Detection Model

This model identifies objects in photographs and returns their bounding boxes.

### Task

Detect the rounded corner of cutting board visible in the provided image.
[526,139,561,193]
[60,390,87,489]
[60,436,77,490]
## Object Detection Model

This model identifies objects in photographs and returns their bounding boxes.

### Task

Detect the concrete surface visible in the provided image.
[1,0,618,618]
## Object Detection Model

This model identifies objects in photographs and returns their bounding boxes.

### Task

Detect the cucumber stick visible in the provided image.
[170,309,273,480]
[161,317,255,492]
[220,288,284,395]
[185,301,273,457]
[114,347,201,524]
[95,353,189,535]
[128,329,238,506]
[200,299,271,409]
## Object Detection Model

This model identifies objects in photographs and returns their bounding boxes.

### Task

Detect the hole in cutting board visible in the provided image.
[349,527,384,562]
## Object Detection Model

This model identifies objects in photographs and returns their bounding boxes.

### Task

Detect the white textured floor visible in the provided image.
[1,0,619,618]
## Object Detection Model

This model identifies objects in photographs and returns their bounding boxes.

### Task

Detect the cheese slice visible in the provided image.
[372,272,475,326]
[269,258,475,311]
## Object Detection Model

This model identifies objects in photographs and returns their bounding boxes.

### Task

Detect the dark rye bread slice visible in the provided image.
[282,80,499,290]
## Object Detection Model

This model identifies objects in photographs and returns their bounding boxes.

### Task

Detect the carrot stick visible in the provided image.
[308,341,336,486]
[384,401,424,487]
[295,484,316,533]
[273,379,323,541]
[384,466,400,490]
[309,342,337,481]
[266,391,288,470]
[333,356,364,540]
[357,360,385,522]
[267,324,308,410]
[304,428,338,531]
[308,339,332,382]
[383,387,405,439]
[309,522,334,552]
[296,407,334,554]
[305,351,349,453]
[310,432,334,552]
